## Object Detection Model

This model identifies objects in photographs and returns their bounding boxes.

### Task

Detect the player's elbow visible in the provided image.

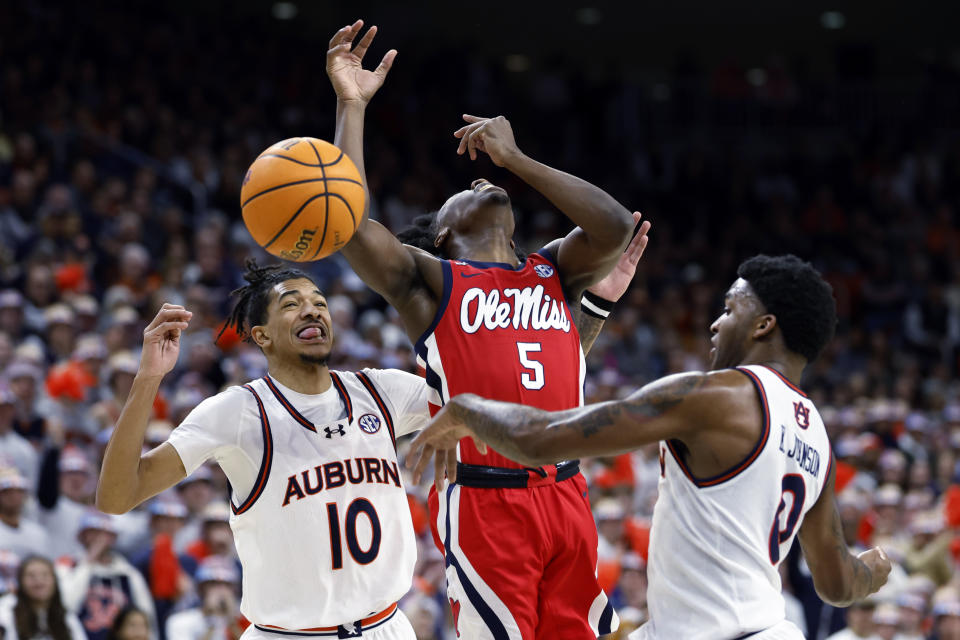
[94,483,133,515]
[591,205,634,249]
[812,574,857,608]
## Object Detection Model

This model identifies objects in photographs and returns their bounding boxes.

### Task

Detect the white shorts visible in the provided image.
[631,619,805,640]
[240,609,415,640]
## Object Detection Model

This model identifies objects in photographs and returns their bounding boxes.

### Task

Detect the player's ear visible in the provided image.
[250,325,270,348]
[753,314,777,339]
[434,227,450,250]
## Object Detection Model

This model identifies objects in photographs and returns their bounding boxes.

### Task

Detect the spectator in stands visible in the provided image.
[130,499,188,640]
[0,469,48,558]
[39,447,95,561]
[0,555,87,639]
[56,512,156,640]
[164,557,244,640]
[0,389,38,493]
[933,600,960,640]
[103,606,149,640]
[824,599,878,640]
[170,469,213,555]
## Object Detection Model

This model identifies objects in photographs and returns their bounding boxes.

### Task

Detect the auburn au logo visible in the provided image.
[794,402,810,429]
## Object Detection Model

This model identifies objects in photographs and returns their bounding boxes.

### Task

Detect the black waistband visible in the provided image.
[455,460,580,488]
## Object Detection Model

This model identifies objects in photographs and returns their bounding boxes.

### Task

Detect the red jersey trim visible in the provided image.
[759,365,808,397]
[262,375,316,432]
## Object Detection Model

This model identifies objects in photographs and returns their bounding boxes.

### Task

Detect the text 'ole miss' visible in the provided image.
[283,457,402,506]
[459,284,571,334]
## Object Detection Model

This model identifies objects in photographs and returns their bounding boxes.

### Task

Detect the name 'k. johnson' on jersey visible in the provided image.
[638,365,833,640]
[416,250,586,468]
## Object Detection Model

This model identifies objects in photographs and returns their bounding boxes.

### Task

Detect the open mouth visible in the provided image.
[295,324,328,344]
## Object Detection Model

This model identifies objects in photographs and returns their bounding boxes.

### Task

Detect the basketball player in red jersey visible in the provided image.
[327,20,644,639]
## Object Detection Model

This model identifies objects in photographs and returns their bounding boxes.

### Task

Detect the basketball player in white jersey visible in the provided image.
[96,260,426,639]
[408,254,892,640]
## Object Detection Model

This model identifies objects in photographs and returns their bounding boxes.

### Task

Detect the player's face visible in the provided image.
[262,278,334,366]
[709,278,762,370]
[437,179,514,241]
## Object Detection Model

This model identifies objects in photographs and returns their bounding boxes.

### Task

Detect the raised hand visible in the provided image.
[453,114,522,165]
[326,19,397,105]
[139,303,191,380]
[588,212,651,302]
[406,402,487,491]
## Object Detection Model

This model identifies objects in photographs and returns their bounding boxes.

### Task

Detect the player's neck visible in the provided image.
[449,232,519,266]
[741,349,806,387]
[267,360,333,395]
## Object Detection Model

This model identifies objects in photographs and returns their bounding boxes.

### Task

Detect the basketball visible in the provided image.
[240,137,365,262]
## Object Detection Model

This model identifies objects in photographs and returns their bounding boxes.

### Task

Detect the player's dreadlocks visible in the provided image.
[396,212,527,261]
[737,254,837,363]
[219,259,319,342]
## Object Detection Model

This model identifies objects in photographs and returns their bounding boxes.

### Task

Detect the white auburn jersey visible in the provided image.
[167,371,425,631]
[634,365,832,640]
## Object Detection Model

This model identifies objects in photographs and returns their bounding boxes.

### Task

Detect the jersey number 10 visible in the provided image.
[327,498,382,570]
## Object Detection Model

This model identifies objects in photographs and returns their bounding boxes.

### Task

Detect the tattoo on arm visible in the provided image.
[574,310,605,356]
[566,373,705,440]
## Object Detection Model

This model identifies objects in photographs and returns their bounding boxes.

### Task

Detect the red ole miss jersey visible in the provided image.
[415,250,585,468]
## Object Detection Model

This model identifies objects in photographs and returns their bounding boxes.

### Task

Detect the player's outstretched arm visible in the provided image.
[408,371,715,488]
[573,212,650,354]
[797,464,891,607]
[96,304,190,514]
[327,21,433,309]
[454,114,635,293]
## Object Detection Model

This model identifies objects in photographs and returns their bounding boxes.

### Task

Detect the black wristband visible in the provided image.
[581,290,615,319]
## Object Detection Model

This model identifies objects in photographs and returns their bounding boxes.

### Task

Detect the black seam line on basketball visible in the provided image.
[258,154,322,167]
[319,148,345,168]
[307,192,357,260]
[263,193,329,249]
[241,177,364,209]
[306,139,323,164]
[314,159,331,260]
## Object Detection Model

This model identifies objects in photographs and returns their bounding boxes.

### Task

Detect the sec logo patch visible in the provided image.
[358,413,381,434]
[534,264,554,278]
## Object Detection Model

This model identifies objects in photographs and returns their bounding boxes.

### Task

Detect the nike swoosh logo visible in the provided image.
[460,273,483,278]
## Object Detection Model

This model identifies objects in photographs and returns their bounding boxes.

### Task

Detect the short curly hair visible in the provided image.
[737,254,837,363]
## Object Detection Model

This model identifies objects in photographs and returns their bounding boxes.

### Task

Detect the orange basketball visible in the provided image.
[240,137,365,262]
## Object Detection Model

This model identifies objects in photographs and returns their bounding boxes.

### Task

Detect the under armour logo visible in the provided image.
[324,425,346,438]
[794,402,810,429]
[337,621,361,638]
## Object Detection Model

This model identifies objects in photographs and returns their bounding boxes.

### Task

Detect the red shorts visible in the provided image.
[429,472,618,639]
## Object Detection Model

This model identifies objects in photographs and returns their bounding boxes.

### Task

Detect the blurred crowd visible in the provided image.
[1,2,960,639]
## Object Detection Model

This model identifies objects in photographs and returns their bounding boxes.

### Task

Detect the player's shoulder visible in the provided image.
[358,367,424,389]
[182,385,255,420]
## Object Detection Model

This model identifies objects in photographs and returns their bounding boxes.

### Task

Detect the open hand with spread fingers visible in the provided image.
[406,401,487,491]
[588,212,651,302]
[138,303,192,380]
[453,114,522,166]
[326,19,397,105]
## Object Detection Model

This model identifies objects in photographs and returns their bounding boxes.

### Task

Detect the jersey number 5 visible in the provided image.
[327,499,382,570]
[768,474,805,564]
[517,342,545,390]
